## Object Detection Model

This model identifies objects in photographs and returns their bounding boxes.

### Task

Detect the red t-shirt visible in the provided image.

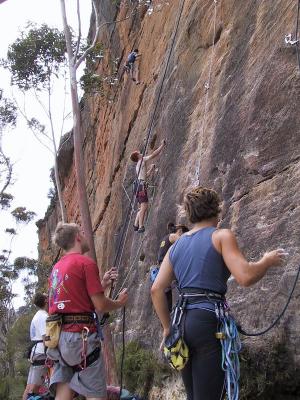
[48,253,104,332]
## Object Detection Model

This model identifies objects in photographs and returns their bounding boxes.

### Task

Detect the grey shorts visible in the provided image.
[47,331,106,398]
[27,354,47,386]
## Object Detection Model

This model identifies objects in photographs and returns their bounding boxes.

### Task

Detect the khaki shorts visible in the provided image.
[27,354,47,386]
[47,331,106,398]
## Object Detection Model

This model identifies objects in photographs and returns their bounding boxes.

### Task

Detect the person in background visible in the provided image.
[47,222,128,400]
[151,186,287,400]
[155,222,189,311]
[22,293,48,400]
[124,49,141,83]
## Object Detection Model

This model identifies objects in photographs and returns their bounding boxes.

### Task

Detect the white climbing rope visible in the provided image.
[196,0,219,183]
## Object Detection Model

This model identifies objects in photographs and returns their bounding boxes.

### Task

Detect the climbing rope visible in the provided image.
[114,174,158,297]
[216,303,241,400]
[238,264,300,336]
[107,2,187,397]
[112,0,187,282]
[119,307,126,399]
[295,0,300,70]
[196,0,219,182]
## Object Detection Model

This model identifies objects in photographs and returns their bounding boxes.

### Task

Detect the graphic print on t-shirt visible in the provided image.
[49,268,70,305]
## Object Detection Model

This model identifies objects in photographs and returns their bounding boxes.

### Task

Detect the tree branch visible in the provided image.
[75,0,100,70]
[75,3,138,70]
[60,0,74,62]
[0,149,12,195]
[11,93,54,153]
[73,0,82,63]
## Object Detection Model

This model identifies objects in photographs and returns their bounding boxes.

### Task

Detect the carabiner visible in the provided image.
[82,326,90,341]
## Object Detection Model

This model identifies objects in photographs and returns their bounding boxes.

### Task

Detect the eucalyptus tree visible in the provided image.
[0,90,16,207]
[3,24,68,221]
[60,0,101,261]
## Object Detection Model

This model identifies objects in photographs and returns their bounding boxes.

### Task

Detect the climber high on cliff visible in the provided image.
[130,139,166,233]
[124,49,141,84]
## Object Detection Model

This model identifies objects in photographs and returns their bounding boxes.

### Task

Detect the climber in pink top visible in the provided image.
[130,139,166,233]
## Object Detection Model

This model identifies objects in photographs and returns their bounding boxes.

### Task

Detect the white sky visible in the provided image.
[0,0,92,308]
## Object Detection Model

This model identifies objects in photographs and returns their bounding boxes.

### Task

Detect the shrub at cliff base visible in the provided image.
[117,340,169,398]
[240,333,300,399]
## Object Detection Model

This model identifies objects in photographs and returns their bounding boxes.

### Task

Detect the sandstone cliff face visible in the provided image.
[38,0,300,397]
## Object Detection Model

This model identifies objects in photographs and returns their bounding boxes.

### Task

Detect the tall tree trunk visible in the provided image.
[60,1,96,261]
[60,0,118,384]
[49,99,67,223]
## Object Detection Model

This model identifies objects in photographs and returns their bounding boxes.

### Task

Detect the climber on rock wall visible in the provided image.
[124,49,141,84]
[151,186,287,400]
[46,222,128,400]
[151,222,189,311]
[130,139,166,233]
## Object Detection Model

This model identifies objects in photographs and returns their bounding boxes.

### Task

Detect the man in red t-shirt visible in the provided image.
[47,222,128,400]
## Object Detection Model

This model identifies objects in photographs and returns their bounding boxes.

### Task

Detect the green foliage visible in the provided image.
[27,117,46,135]
[239,335,300,399]
[14,257,37,272]
[1,311,35,400]
[0,90,17,129]
[4,23,66,91]
[85,42,104,65]
[11,207,36,223]
[117,341,169,398]
[5,228,16,235]
[80,71,104,95]
[0,193,13,209]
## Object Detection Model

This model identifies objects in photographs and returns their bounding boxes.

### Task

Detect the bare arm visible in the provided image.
[91,289,128,313]
[144,140,166,161]
[214,229,286,287]
[146,163,155,177]
[151,252,175,336]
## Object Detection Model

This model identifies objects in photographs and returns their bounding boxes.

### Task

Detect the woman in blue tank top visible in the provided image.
[151,187,286,400]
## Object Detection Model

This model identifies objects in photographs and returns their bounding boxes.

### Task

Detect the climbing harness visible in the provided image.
[164,288,241,400]
[114,172,159,296]
[238,264,300,337]
[25,339,44,360]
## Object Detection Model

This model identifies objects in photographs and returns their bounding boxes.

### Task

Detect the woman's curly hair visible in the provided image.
[183,186,221,224]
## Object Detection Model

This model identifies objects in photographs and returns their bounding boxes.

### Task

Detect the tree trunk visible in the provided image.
[53,154,67,223]
[60,0,118,384]
[69,68,96,261]
[48,87,67,223]
[60,0,96,261]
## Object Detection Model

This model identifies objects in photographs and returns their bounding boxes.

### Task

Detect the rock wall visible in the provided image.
[38,0,300,397]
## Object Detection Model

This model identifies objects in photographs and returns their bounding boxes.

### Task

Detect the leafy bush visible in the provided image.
[117,341,169,399]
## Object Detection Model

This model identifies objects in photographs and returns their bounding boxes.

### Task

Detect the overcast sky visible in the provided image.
[0,0,92,308]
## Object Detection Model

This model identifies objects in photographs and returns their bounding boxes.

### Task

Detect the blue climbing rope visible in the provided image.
[215,303,241,400]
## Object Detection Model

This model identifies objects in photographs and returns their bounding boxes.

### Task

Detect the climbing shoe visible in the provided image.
[138,226,145,233]
[133,225,139,231]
